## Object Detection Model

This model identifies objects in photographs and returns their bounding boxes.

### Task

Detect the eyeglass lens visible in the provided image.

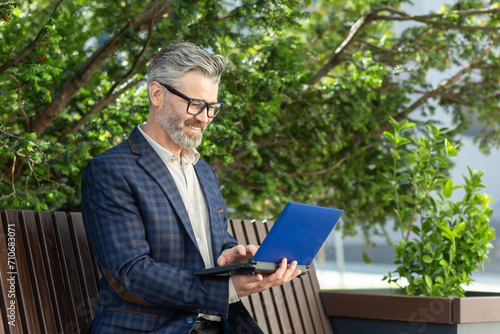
[187,100,224,118]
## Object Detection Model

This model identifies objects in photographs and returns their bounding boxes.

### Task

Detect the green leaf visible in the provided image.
[454,221,466,233]
[384,131,396,144]
[424,275,433,290]
[382,193,394,201]
[396,137,411,146]
[390,148,400,159]
[423,255,433,263]
[443,179,453,198]
[399,195,414,204]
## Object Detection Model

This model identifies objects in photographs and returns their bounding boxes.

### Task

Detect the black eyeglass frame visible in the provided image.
[157,82,225,118]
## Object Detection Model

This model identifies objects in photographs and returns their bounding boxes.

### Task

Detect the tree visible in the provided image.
[1,0,499,241]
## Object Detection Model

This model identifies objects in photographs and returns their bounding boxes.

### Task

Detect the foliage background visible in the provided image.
[1,0,499,242]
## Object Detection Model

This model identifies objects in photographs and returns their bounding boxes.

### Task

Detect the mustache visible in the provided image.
[184,119,207,132]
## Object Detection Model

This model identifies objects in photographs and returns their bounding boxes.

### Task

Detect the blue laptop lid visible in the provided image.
[252,202,344,265]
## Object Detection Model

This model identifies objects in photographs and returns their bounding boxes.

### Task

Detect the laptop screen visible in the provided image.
[252,202,343,265]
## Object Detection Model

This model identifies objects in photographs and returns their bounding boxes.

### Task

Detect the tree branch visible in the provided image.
[58,8,157,142]
[309,8,386,85]
[376,5,500,22]
[309,5,500,85]
[58,77,141,142]
[8,74,30,132]
[294,40,496,178]
[343,40,497,157]
[30,0,172,137]
[403,42,495,118]
[376,6,500,30]
[288,140,383,178]
[0,0,64,75]
[411,90,467,104]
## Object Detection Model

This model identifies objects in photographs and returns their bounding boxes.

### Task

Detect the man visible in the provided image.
[81,41,301,334]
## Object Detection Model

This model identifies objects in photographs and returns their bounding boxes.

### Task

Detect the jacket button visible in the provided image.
[187,317,194,324]
[196,308,202,313]
[213,311,219,316]
[202,310,207,314]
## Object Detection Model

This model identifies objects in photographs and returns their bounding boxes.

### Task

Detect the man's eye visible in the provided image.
[190,101,205,108]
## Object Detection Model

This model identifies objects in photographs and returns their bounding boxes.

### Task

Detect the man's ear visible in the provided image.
[148,81,164,108]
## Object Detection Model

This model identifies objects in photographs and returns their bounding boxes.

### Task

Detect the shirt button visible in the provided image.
[187,317,194,324]
[196,237,200,242]
[189,203,194,208]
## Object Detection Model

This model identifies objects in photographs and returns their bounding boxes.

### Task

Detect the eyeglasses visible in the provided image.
[157,82,225,118]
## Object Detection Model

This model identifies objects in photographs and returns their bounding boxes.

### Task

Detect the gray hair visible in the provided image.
[147,41,226,90]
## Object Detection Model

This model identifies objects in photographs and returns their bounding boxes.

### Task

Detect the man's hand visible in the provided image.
[217,244,258,266]
[232,258,302,298]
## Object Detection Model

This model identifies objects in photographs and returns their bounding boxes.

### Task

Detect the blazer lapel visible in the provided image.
[127,127,199,250]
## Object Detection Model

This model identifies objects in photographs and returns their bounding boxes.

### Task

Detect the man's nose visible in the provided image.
[194,107,210,124]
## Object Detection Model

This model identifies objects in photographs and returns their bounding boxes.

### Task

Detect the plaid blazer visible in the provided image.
[81,126,262,333]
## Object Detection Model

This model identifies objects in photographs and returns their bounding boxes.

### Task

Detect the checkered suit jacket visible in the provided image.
[81,126,262,333]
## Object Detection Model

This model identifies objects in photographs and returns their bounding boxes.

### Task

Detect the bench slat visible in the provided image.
[254,220,292,334]
[67,212,98,322]
[234,219,270,334]
[309,264,334,334]
[302,265,331,333]
[282,276,305,334]
[0,303,6,334]
[2,210,40,333]
[19,210,57,334]
[0,212,23,334]
[35,211,74,333]
[52,211,88,333]
[264,218,307,334]
[228,219,254,315]
[245,219,281,334]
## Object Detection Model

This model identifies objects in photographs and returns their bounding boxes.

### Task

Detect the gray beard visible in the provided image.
[156,104,203,150]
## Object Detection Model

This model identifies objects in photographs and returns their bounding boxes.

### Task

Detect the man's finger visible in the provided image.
[247,273,263,283]
[267,259,300,285]
[234,273,263,288]
[281,261,299,282]
[245,244,258,256]
[269,258,288,280]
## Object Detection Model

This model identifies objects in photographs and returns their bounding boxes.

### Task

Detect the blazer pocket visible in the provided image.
[101,308,157,332]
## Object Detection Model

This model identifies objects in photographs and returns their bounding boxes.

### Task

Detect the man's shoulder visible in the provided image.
[91,139,132,162]
[89,126,146,162]
[84,138,140,174]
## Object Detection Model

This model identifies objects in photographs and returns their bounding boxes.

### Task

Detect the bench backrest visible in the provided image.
[0,210,99,334]
[0,210,332,334]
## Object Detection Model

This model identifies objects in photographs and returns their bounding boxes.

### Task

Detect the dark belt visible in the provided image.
[190,318,220,334]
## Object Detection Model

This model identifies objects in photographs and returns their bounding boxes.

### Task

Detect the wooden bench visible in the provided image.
[0,210,333,334]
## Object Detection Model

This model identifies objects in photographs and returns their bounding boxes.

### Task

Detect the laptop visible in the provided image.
[193,202,343,277]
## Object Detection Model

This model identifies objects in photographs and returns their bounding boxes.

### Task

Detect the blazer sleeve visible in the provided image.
[81,156,232,317]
